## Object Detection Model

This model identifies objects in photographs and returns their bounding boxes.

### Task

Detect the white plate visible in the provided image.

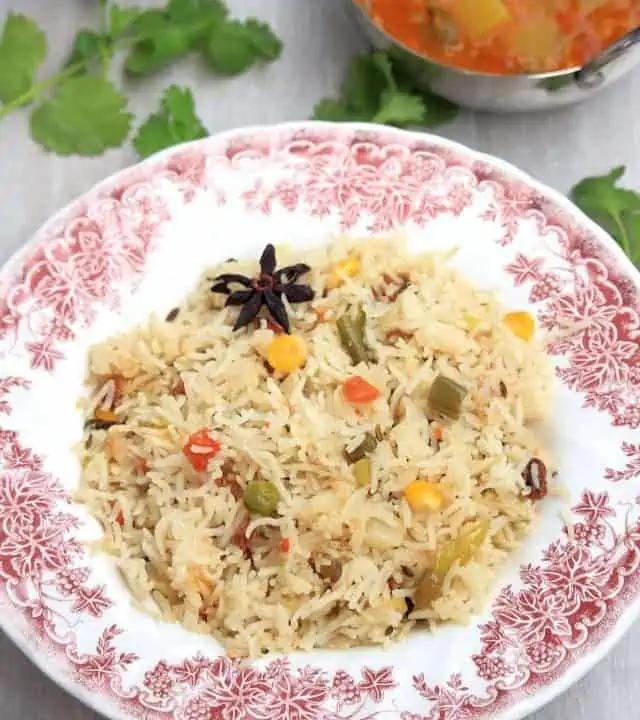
[0,123,638,720]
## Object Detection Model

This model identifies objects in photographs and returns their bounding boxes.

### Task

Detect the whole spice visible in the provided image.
[337,304,378,365]
[171,377,186,396]
[385,329,414,343]
[522,457,548,500]
[387,276,410,302]
[231,510,253,553]
[373,273,410,303]
[312,556,343,584]
[85,410,120,431]
[215,463,243,500]
[165,307,180,322]
[427,374,467,422]
[92,375,123,412]
[344,432,377,464]
[211,244,314,332]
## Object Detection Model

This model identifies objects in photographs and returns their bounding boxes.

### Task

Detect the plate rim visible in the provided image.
[0,120,638,720]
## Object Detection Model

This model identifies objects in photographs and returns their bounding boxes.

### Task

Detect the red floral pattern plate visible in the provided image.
[0,123,639,720]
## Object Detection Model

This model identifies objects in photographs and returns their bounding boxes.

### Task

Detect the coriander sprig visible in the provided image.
[570,167,640,266]
[0,1,283,156]
[312,50,458,129]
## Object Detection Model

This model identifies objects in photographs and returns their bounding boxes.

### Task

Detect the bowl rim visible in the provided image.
[348,0,592,81]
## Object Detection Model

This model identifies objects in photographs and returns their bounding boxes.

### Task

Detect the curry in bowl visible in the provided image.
[360,0,639,74]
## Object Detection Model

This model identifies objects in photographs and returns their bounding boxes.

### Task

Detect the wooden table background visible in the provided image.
[0,1,639,718]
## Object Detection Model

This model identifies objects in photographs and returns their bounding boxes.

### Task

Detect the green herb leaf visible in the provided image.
[203,18,282,75]
[0,13,47,104]
[370,51,397,91]
[167,0,228,25]
[109,5,144,37]
[124,1,228,75]
[312,98,368,123]
[418,90,459,127]
[241,18,283,61]
[133,85,208,158]
[311,50,457,129]
[341,52,391,117]
[30,75,132,155]
[570,167,640,265]
[65,30,107,71]
[125,10,194,75]
[373,89,426,126]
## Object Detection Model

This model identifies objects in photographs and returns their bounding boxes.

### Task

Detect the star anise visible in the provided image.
[211,244,314,332]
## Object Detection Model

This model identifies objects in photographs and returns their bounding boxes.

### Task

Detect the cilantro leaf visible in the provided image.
[373,90,426,126]
[313,50,457,127]
[30,75,132,155]
[203,18,282,75]
[341,52,391,117]
[65,30,107,71]
[133,85,208,159]
[0,13,47,104]
[124,10,194,75]
[311,50,457,129]
[109,5,143,37]
[570,167,640,265]
[167,0,228,25]
[242,18,283,61]
[418,90,459,127]
[370,51,397,91]
[312,98,368,123]
[124,1,228,76]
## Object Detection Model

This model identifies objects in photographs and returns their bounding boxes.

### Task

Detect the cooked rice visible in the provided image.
[76,236,555,657]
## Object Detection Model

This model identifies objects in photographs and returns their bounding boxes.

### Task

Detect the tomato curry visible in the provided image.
[361,0,639,75]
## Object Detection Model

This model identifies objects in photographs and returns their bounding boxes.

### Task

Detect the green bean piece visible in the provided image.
[427,374,467,421]
[353,457,373,487]
[337,304,378,365]
[243,480,280,516]
[414,519,490,609]
[434,519,490,575]
[344,432,377,463]
[413,570,442,610]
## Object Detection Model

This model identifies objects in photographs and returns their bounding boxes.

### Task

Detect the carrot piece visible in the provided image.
[279,538,291,553]
[343,376,381,405]
[94,408,119,423]
[183,428,221,472]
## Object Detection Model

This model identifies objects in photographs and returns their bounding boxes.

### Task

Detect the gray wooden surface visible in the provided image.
[0,1,638,718]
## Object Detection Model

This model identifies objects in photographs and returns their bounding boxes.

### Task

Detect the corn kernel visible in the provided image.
[267,334,308,374]
[463,313,480,331]
[404,480,443,512]
[326,255,361,290]
[391,596,407,613]
[188,564,213,595]
[503,311,535,342]
[94,408,119,423]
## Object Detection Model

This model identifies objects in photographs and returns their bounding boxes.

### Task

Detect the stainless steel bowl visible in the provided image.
[348,1,640,112]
